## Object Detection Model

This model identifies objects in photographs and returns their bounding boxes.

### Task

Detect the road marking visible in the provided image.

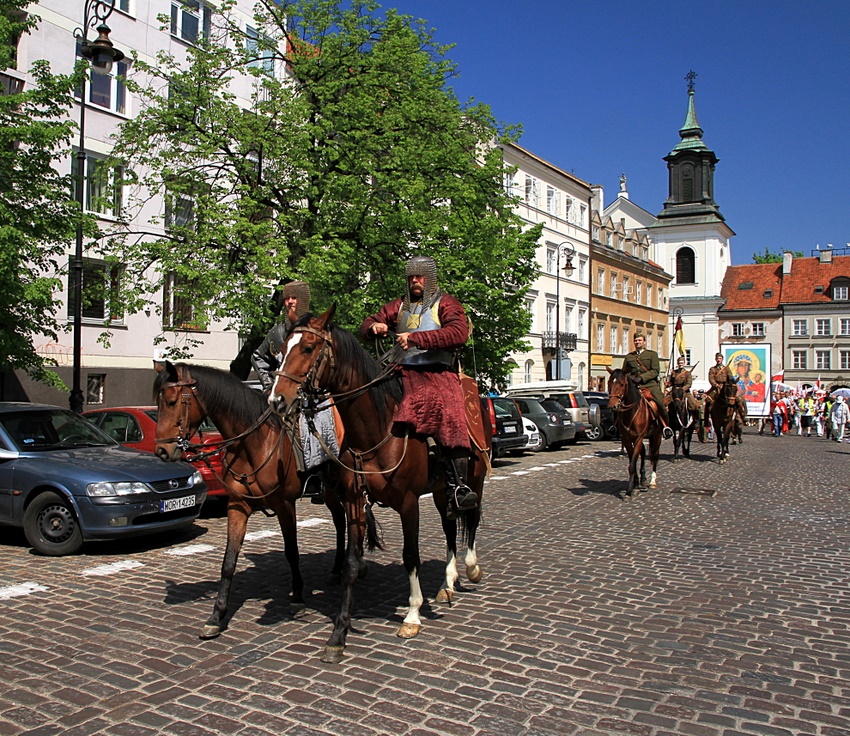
[0,582,48,599]
[245,529,277,541]
[298,517,329,528]
[529,466,547,472]
[82,560,145,576]
[163,544,217,556]
[511,470,530,475]
[488,475,509,480]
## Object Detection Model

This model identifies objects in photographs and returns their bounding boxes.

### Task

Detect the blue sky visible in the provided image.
[383,1,849,265]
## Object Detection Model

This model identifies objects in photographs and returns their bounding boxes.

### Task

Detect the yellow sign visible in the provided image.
[592,355,614,366]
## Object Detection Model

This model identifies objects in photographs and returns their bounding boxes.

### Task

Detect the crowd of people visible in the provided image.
[762,391,849,441]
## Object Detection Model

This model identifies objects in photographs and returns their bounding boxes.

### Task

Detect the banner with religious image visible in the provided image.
[721,344,771,416]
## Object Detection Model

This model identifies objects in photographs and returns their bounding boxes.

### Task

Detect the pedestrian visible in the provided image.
[770,392,783,437]
[830,396,848,442]
[360,255,477,516]
[799,394,815,437]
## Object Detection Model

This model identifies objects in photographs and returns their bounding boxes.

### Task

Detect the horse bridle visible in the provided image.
[155,374,204,450]
[275,325,336,395]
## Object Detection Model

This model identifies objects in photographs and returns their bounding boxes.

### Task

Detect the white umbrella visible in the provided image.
[830,387,850,400]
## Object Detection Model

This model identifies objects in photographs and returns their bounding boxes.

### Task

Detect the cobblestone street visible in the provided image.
[1,431,849,736]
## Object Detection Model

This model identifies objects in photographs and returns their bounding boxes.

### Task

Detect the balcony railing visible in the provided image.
[541,331,577,353]
[0,71,24,95]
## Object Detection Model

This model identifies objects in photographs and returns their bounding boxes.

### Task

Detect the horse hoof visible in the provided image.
[435,588,453,604]
[397,622,421,639]
[199,624,222,640]
[321,645,345,664]
[648,482,657,489]
[467,565,483,584]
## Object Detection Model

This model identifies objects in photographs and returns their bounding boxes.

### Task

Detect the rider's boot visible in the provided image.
[657,404,674,440]
[302,464,327,504]
[445,451,477,519]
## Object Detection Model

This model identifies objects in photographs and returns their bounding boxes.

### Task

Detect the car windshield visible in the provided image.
[540,399,566,414]
[573,393,589,407]
[1,409,116,451]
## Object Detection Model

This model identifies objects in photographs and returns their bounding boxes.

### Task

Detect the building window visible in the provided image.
[171,0,211,43]
[596,323,604,352]
[834,284,849,301]
[578,257,586,283]
[610,326,617,354]
[646,284,653,307]
[816,318,831,336]
[841,350,850,371]
[546,186,557,215]
[792,319,808,337]
[597,268,604,294]
[86,374,106,405]
[605,231,612,246]
[610,272,618,297]
[524,175,538,206]
[76,43,128,114]
[636,281,643,304]
[751,322,765,337]
[545,302,555,333]
[816,350,831,370]
[503,172,518,198]
[67,259,122,323]
[524,359,533,383]
[592,225,600,242]
[658,288,665,309]
[685,348,692,364]
[732,323,745,337]
[841,318,850,336]
[564,306,573,333]
[246,26,275,75]
[792,350,807,370]
[675,246,696,284]
[578,308,586,335]
[623,276,631,299]
[165,193,196,230]
[621,327,629,355]
[163,272,200,330]
[71,152,123,218]
[546,246,556,275]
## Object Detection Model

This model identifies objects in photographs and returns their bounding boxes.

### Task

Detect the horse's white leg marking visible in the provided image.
[648,471,657,489]
[465,542,482,583]
[444,547,459,592]
[403,569,424,626]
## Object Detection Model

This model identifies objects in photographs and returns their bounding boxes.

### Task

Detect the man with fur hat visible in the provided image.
[252,280,311,391]
[360,256,476,517]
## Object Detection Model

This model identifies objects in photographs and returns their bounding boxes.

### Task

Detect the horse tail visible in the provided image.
[365,504,384,552]
[457,506,480,545]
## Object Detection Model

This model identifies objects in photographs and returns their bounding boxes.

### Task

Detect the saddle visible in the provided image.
[638,386,661,421]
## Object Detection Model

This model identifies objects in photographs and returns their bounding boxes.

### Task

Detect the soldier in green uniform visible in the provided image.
[621,333,673,440]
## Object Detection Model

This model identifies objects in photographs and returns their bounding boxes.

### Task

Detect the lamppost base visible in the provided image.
[69,388,84,414]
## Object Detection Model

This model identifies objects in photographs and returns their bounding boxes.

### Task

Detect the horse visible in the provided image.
[668,385,698,461]
[153,361,347,639]
[268,306,490,663]
[709,380,742,463]
[606,367,663,497]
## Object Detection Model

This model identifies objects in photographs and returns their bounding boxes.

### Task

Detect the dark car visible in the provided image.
[83,406,227,499]
[481,396,526,457]
[582,391,618,441]
[511,397,576,450]
[0,403,207,556]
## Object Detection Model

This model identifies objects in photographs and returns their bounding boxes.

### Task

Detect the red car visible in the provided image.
[82,406,227,498]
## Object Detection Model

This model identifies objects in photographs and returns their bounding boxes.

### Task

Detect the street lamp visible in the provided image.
[69,0,124,413]
[553,242,576,381]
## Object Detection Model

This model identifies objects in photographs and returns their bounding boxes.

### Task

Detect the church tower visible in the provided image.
[648,72,735,379]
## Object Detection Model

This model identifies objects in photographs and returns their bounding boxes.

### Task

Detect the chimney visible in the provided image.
[819,249,833,264]
[782,251,793,275]
[590,184,604,214]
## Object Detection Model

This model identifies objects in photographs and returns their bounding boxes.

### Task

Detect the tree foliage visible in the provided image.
[0,1,93,386]
[752,247,803,264]
[111,0,538,386]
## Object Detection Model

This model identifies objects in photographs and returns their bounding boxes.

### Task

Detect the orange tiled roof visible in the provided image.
[780,255,850,304]
[720,263,782,311]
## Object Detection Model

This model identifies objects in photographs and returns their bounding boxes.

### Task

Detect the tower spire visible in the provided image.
[675,70,705,151]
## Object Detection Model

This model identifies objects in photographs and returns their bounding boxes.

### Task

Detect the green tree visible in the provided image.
[111,0,538,386]
[0,1,94,388]
[753,247,804,263]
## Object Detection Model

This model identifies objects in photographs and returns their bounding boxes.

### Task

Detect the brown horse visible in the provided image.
[668,385,698,461]
[153,361,347,639]
[709,380,743,463]
[269,307,490,663]
[606,367,662,497]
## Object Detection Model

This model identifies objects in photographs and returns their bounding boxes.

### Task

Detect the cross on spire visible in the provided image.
[685,69,697,92]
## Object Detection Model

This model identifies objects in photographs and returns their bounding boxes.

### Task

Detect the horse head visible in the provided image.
[153,360,206,462]
[722,380,739,404]
[606,366,633,411]
[269,304,336,416]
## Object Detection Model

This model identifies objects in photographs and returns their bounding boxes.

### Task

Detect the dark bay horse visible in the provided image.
[269,307,490,663]
[709,380,743,464]
[606,367,662,497]
[668,385,698,461]
[153,361,346,639]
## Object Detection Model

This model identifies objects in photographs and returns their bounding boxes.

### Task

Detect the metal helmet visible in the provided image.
[402,256,442,312]
[277,280,311,319]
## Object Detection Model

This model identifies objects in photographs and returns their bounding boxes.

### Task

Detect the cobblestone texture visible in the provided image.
[0,433,848,735]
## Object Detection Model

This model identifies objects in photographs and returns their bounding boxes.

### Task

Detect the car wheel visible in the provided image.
[527,433,544,452]
[537,432,549,451]
[23,491,83,556]
[584,425,603,441]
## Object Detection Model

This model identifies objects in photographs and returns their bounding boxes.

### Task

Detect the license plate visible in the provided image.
[160,495,197,513]
[504,425,517,433]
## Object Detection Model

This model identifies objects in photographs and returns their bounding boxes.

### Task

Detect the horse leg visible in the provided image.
[463,506,483,584]
[396,499,424,639]
[647,434,660,489]
[325,491,353,584]
[639,442,647,488]
[275,499,305,612]
[435,489,459,604]
[200,500,250,639]
[322,500,365,664]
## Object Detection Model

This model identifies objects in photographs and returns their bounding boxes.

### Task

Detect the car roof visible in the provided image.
[0,402,64,412]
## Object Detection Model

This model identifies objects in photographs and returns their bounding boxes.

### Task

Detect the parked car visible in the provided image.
[519,416,543,452]
[0,403,207,556]
[505,382,593,439]
[83,406,226,498]
[511,396,576,450]
[480,396,526,458]
[582,391,619,441]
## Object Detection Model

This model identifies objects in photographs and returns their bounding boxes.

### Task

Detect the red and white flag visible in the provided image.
[771,370,784,384]
[816,375,822,390]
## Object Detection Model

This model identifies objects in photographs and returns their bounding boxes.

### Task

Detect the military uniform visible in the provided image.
[667,367,698,411]
[705,360,746,421]
[621,346,669,425]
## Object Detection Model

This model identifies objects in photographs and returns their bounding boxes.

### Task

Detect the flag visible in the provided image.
[771,369,784,385]
[816,375,821,390]
[674,315,686,358]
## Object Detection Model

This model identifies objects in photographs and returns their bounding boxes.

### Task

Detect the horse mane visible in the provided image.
[608,367,640,404]
[153,362,281,432]
[320,320,403,424]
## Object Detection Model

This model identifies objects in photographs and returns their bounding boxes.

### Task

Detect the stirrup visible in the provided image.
[662,427,674,440]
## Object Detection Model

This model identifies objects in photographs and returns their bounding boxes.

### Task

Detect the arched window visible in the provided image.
[524,359,534,383]
[676,247,696,284]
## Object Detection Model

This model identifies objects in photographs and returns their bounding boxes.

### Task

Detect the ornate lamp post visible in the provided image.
[69,0,124,413]
[553,242,576,381]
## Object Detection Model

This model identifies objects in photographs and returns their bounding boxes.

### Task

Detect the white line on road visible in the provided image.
[163,544,217,556]
[245,530,277,541]
[511,470,530,475]
[298,517,330,528]
[0,582,49,599]
[82,560,145,576]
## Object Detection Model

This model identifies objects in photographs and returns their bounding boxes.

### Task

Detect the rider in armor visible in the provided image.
[360,256,477,517]
[252,281,311,391]
[621,333,674,440]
